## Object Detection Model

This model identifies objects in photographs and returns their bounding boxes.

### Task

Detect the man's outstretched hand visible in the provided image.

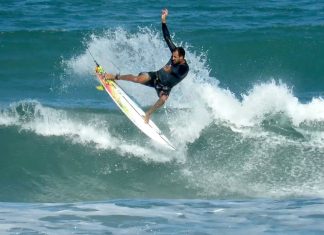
[161,9,168,23]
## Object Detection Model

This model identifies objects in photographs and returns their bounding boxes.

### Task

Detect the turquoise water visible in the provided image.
[1,0,324,234]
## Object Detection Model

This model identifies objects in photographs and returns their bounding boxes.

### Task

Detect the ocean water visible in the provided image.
[1,0,324,234]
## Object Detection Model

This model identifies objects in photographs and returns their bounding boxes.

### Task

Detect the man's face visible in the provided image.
[172,50,182,64]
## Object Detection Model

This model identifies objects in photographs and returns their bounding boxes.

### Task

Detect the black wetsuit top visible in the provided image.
[143,23,189,96]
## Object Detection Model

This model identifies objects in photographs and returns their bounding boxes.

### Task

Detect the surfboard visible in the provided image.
[94,66,175,150]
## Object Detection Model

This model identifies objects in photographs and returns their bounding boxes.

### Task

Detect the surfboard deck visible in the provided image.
[94,67,175,150]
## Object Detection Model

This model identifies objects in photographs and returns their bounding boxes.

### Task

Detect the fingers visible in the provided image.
[162,8,168,15]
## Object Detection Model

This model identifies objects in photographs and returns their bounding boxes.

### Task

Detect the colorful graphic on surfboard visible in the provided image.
[94,64,175,150]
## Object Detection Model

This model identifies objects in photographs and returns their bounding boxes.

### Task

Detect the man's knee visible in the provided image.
[136,72,150,83]
[159,93,169,102]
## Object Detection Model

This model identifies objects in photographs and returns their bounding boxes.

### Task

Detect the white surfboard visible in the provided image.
[95,67,175,150]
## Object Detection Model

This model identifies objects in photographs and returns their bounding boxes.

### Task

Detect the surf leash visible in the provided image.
[87,49,104,75]
[87,48,120,75]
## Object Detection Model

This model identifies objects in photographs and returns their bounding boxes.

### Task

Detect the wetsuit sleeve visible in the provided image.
[162,23,176,52]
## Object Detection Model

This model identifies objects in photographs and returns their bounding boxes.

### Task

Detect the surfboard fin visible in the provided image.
[96,85,104,91]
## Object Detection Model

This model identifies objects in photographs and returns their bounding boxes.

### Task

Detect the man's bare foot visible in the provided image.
[103,73,116,81]
[97,72,115,79]
[144,113,151,124]
[97,73,105,80]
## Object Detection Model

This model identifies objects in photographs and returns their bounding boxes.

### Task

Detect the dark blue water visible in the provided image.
[1,0,324,234]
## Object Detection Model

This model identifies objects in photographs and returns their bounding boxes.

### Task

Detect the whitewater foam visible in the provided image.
[65,28,324,144]
[0,100,177,162]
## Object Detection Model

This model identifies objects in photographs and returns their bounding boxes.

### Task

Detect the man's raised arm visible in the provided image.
[161,9,176,52]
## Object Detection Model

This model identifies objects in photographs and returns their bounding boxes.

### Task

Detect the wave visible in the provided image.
[46,28,324,200]
[2,28,324,201]
[58,28,324,200]
[1,97,324,201]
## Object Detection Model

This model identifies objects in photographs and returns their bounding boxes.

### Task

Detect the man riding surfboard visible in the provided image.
[97,9,189,123]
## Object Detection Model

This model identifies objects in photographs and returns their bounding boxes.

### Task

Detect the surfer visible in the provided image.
[99,9,189,123]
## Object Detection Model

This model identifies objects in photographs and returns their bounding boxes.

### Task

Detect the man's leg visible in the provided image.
[104,73,151,84]
[144,92,169,123]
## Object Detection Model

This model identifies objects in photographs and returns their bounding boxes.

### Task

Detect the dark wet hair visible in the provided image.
[175,47,185,58]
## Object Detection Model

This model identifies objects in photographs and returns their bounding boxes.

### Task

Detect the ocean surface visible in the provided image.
[1,0,324,234]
